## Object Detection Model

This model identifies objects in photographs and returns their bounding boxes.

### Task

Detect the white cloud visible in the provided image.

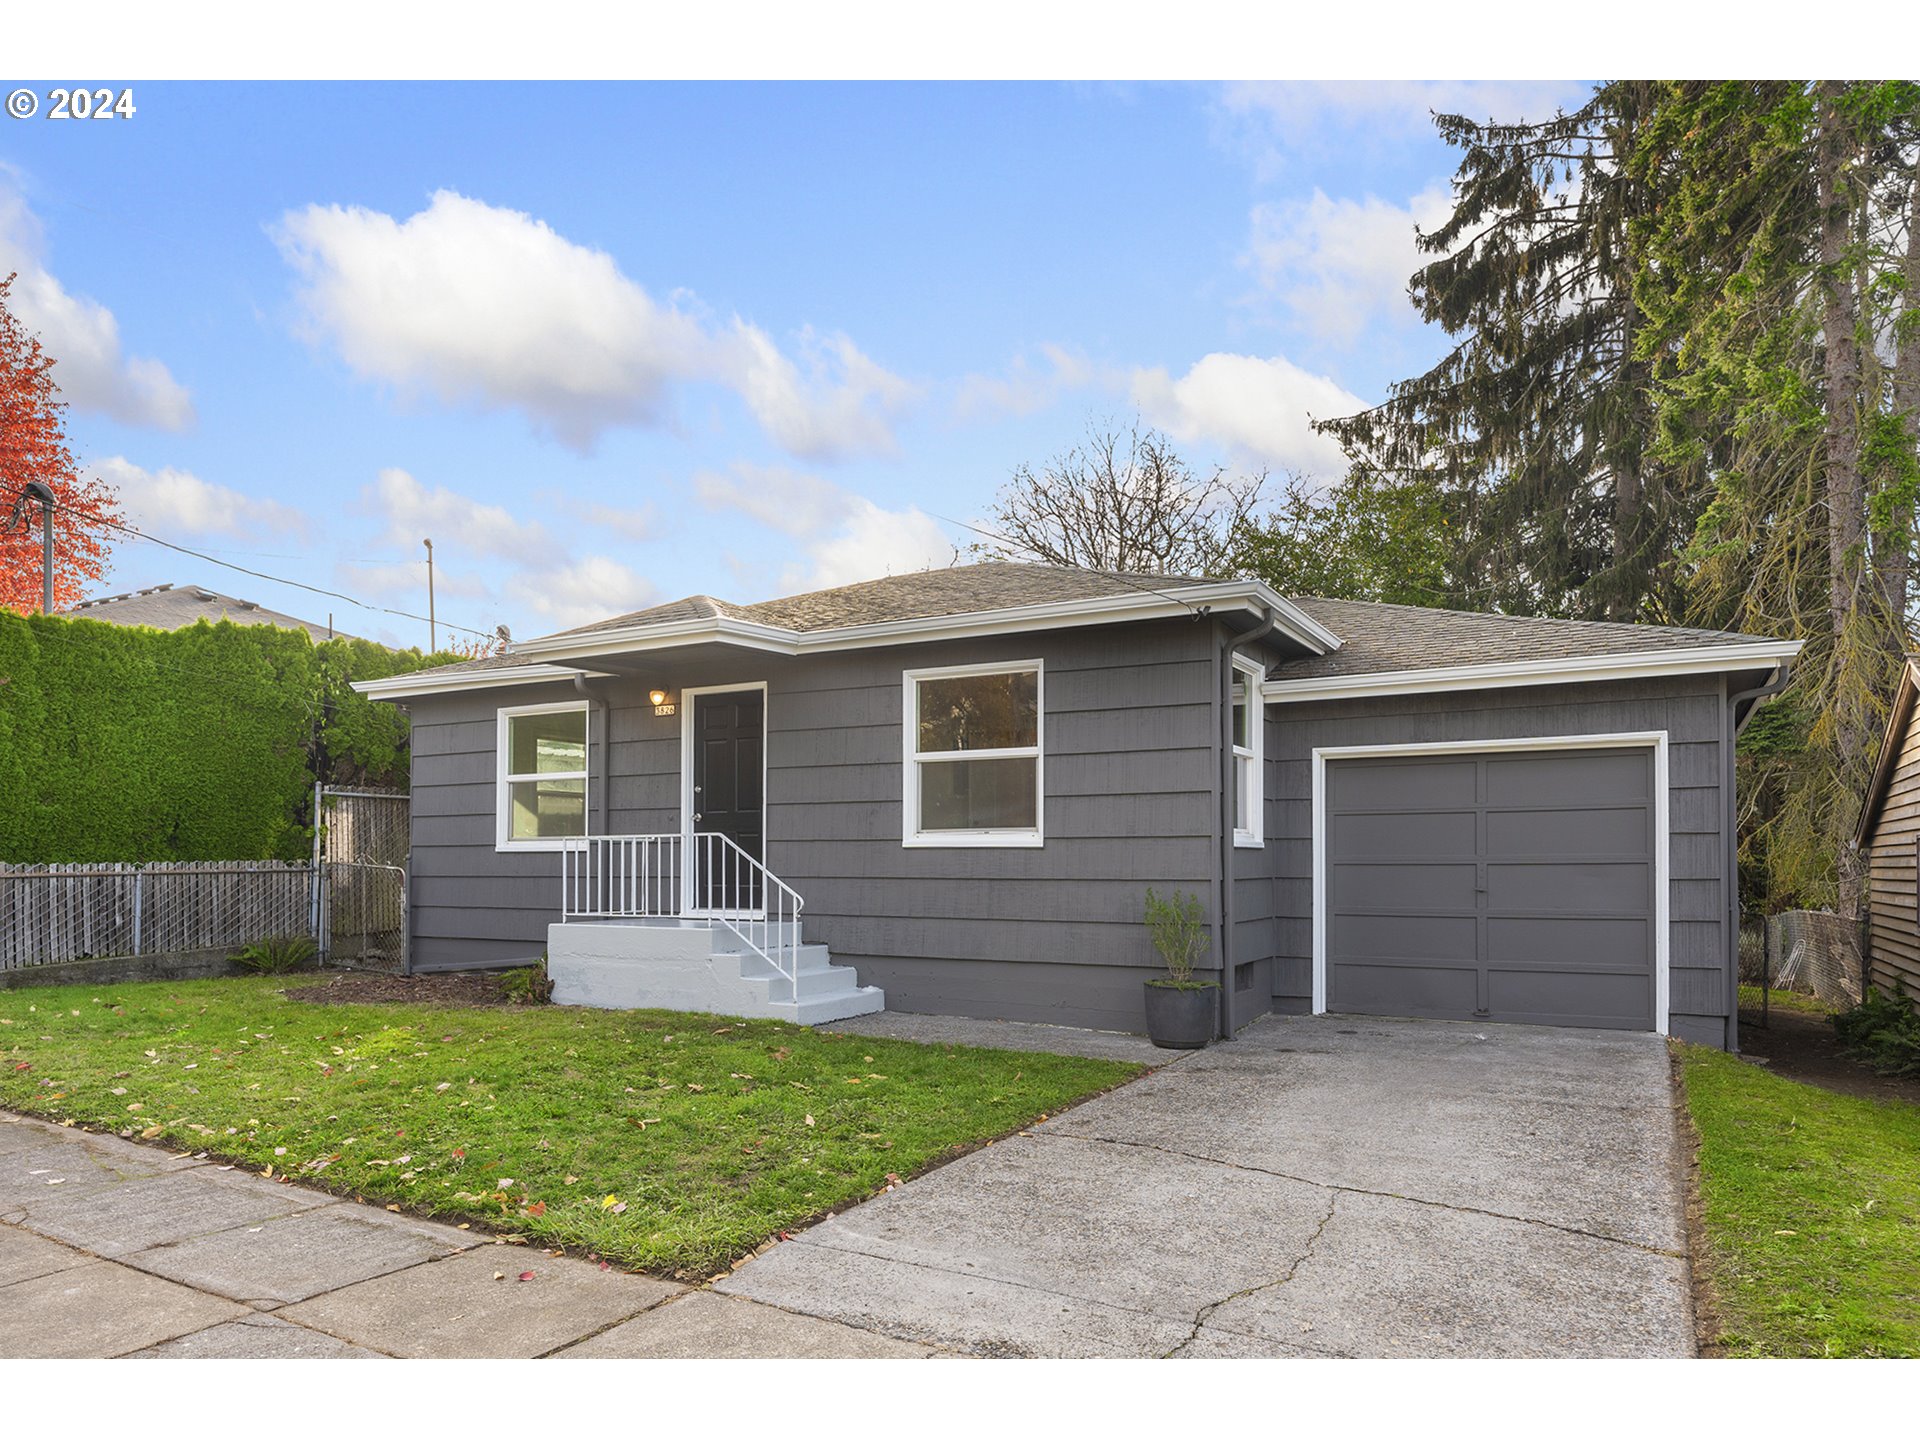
[554,496,659,543]
[691,458,952,593]
[954,344,1094,419]
[275,189,912,458]
[336,558,489,602]
[693,461,857,538]
[1244,184,1455,345]
[90,456,307,540]
[1129,353,1365,477]
[504,555,658,630]
[0,179,194,430]
[363,466,560,565]
[786,499,954,593]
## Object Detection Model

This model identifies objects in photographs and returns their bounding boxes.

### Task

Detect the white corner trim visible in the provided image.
[495,700,591,853]
[902,657,1045,849]
[1309,731,1671,1036]
[1265,641,1801,706]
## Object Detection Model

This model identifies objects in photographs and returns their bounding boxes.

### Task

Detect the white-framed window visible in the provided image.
[902,659,1043,848]
[496,701,589,850]
[1232,656,1264,847]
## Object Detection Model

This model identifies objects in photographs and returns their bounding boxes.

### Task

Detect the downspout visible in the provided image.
[573,675,611,835]
[1220,606,1279,1040]
[1725,662,1792,1052]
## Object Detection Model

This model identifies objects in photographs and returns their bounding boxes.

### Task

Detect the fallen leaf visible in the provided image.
[601,1194,620,1209]
[493,1271,505,1281]
[804,1113,815,1127]
[518,1271,535,1282]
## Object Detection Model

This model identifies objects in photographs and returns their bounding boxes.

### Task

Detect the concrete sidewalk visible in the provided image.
[0,1111,932,1358]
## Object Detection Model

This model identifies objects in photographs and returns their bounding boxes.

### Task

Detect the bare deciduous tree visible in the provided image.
[975,422,1264,577]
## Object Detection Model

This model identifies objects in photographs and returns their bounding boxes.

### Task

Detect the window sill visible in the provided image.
[1234,833,1264,849]
[495,838,582,853]
[902,833,1044,849]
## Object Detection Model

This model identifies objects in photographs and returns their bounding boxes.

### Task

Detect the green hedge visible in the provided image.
[0,611,452,863]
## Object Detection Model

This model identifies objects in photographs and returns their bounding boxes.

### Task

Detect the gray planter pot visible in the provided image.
[1144,980,1217,1050]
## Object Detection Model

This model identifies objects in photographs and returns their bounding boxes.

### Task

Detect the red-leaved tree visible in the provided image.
[1,272,121,614]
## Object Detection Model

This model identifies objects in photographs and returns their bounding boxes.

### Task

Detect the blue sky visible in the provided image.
[2,80,1588,646]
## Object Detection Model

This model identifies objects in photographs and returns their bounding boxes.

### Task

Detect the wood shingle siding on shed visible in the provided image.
[1858,661,1920,1000]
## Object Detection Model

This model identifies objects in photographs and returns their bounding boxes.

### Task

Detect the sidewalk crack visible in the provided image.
[1037,1130,1686,1259]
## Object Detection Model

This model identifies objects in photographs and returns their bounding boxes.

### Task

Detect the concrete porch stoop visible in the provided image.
[547,919,885,1025]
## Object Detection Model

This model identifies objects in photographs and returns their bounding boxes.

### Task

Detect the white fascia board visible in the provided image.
[351,663,609,700]
[1262,640,1803,705]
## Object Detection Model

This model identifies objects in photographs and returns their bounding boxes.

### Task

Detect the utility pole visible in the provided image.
[4,481,58,613]
[423,536,436,652]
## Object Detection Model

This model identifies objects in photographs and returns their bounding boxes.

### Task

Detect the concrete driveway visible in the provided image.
[720,1015,1696,1357]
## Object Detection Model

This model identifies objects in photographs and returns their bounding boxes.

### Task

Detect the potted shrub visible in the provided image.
[1142,887,1215,1049]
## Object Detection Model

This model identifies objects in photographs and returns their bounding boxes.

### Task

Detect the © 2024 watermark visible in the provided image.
[7,86,138,120]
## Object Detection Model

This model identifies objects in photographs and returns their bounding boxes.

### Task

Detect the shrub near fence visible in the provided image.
[0,860,314,972]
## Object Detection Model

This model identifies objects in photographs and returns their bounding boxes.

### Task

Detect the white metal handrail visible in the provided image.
[559,833,804,985]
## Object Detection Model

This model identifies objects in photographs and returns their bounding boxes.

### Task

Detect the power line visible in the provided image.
[1,482,499,642]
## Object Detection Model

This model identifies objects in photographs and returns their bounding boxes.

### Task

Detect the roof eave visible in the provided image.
[1262,640,1804,705]
[505,582,1340,667]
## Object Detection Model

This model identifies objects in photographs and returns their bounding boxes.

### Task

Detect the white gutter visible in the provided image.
[351,663,612,700]
[1261,640,1805,705]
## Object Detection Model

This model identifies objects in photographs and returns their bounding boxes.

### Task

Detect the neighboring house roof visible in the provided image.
[63,583,344,643]
[1855,657,1920,845]
[352,560,1800,703]
[1264,597,1798,703]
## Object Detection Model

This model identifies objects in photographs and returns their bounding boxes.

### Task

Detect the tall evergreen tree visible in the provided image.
[1315,83,1694,621]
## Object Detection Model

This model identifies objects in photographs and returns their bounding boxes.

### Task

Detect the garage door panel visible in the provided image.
[1486,861,1651,914]
[1328,960,1479,1019]
[1330,862,1479,911]
[1484,749,1649,806]
[1329,809,1476,858]
[1327,758,1477,810]
[1486,806,1647,858]
[1486,916,1649,967]
[1485,967,1653,1030]
[1335,913,1478,962]
[1325,746,1656,1032]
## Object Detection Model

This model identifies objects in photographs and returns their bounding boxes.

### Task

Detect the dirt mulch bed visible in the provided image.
[1737,1005,1920,1107]
[283,970,528,1009]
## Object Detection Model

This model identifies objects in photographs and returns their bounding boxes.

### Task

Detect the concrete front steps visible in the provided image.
[547,919,884,1025]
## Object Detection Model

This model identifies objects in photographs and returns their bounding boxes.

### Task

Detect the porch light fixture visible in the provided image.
[650,687,676,716]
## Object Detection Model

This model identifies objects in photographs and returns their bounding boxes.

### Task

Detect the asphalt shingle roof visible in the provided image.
[1273,596,1776,680]
[63,583,346,642]
[548,562,1215,639]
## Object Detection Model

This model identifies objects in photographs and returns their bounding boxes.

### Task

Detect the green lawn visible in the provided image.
[0,976,1142,1278]
[1682,1045,1920,1357]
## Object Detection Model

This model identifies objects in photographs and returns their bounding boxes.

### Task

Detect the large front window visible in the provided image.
[904,661,1042,846]
[498,703,588,847]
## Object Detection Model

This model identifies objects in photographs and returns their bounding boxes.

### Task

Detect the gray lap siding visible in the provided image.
[1260,674,1735,1047]
[402,619,1226,1030]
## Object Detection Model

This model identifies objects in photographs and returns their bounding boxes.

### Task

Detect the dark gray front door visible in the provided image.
[691,689,764,909]
[1324,747,1656,1031]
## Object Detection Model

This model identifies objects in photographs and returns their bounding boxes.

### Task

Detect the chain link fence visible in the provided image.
[1741,909,1867,1014]
[0,860,315,971]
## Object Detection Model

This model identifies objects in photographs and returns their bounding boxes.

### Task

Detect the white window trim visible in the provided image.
[902,658,1044,849]
[496,700,591,852]
[1232,655,1265,848]
[1308,731,1671,1036]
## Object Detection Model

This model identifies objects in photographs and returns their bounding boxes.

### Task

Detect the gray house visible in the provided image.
[355,561,1798,1048]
